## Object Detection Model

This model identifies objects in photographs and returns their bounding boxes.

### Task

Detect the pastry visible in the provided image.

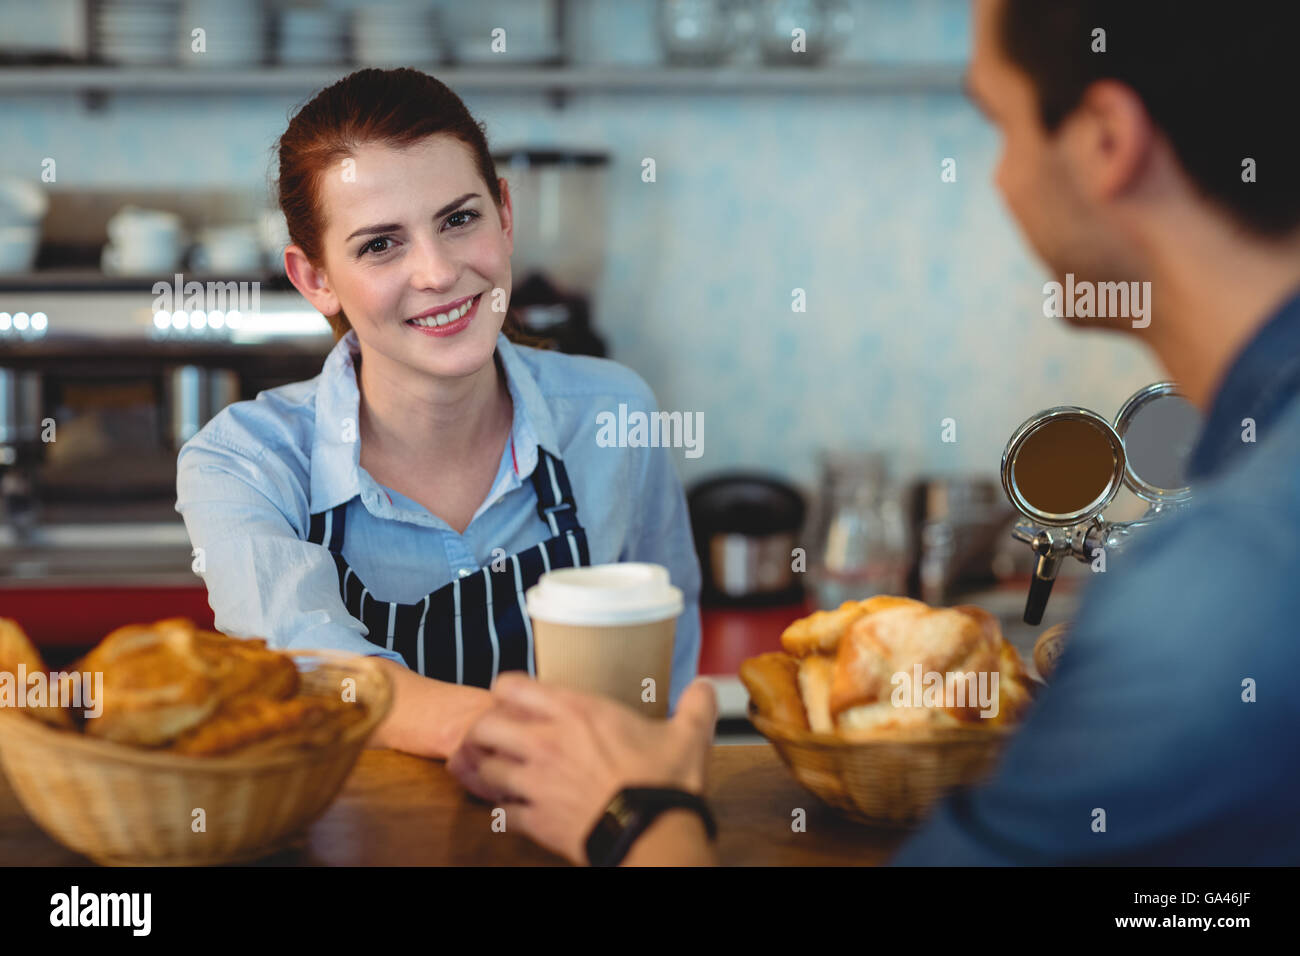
[738,652,808,730]
[779,595,925,657]
[81,620,219,746]
[168,694,365,756]
[7,616,369,756]
[833,604,1004,731]
[192,627,300,703]
[0,618,76,730]
[796,656,837,733]
[747,597,1036,738]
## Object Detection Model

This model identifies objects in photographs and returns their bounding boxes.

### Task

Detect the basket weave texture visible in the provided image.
[0,650,392,866]
[749,703,1016,827]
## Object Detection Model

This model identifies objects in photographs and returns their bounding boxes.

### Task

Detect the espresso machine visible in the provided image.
[0,366,43,541]
[1000,382,1201,624]
[494,149,610,356]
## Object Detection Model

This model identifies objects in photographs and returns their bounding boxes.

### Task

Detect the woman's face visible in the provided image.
[305,134,513,380]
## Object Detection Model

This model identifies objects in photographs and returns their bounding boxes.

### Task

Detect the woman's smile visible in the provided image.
[404,291,484,337]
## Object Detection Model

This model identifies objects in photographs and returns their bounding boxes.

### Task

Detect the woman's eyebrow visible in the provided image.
[434,191,480,217]
[344,192,480,241]
[346,222,402,241]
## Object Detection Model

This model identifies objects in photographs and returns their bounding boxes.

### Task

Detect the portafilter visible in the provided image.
[1000,381,1200,624]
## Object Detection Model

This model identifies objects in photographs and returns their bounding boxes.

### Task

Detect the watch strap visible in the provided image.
[585,786,717,867]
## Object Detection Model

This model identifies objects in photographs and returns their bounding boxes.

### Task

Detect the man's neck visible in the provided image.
[355,345,510,467]
[1137,215,1300,412]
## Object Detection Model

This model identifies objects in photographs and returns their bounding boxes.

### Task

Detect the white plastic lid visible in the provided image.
[525,562,684,626]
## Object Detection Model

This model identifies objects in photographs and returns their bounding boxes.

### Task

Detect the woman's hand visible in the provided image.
[447,674,718,865]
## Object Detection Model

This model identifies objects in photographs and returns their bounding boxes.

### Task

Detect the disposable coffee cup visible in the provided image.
[525,563,683,718]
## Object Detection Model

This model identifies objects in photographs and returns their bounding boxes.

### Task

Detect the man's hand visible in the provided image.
[447,674,718,865]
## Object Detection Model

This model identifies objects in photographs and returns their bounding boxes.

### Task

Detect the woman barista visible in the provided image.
[175,69,701,758]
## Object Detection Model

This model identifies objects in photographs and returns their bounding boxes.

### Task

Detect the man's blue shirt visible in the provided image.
[894,287,1300,864]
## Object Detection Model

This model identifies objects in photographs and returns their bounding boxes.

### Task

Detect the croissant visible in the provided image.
[81,619,220,746]
[168,694,364,756]
[5,616,367,755]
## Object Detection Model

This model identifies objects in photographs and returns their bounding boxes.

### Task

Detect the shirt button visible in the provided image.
[458,567,474,578]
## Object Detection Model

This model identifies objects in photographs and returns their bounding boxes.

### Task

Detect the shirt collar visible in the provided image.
[1187,284,1300,481]
[309,329,561,515]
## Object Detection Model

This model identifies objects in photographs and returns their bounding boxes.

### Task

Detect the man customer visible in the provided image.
[449,0,1300,865]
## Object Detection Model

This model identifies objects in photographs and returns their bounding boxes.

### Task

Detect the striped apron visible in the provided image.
[306,448,590,686]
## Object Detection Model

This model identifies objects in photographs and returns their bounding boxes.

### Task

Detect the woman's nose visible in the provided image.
[407,235,458,291]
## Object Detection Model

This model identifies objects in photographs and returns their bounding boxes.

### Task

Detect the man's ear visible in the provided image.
[496,177,515,257]
[1068,79,1154,203]
[284,244,340,317]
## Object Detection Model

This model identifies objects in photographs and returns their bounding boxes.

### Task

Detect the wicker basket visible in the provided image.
[749,703,1017,827]
[0,650,392,866]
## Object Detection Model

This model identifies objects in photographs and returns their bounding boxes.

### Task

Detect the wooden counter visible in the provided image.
[1,744,909,866]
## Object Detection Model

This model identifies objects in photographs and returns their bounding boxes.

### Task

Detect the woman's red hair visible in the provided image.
[275,67,544,347]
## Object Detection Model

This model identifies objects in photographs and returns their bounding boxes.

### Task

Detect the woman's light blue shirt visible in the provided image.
[175,330,702,711]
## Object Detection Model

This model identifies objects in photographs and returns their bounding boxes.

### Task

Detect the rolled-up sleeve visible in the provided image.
[175,437,405,667]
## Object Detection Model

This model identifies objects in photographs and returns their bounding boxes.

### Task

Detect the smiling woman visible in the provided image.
[173,69,702,760]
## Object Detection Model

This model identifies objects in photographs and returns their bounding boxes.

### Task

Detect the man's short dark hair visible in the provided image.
[998,0,1299,237]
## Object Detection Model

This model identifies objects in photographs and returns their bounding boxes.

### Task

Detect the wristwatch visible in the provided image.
[585,787,718,867]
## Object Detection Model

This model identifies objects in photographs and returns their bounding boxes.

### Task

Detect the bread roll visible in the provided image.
[751,597,1037,739]
[779,595,925,657]
[829,603,1026,732]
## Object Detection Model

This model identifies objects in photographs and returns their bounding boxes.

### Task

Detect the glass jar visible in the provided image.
[805,451,909,610]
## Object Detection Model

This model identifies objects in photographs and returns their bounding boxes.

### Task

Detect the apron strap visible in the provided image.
[307,501,348,552]
[529,448,581,536]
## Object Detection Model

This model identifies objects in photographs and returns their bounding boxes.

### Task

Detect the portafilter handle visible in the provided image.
[1010,520,1115,623]
[1012,524,1068,625]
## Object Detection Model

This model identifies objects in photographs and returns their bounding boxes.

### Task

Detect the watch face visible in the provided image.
[608,793,637,827]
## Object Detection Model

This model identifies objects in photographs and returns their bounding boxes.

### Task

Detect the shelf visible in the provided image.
[0,63,966,96]
[0,269,293,293]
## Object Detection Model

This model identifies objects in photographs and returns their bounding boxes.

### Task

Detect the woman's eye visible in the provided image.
[445,209,480,230]
[360,237,392,257]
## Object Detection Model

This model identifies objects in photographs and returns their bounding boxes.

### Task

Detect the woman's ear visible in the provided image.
[284,244,341,317]
[496,177,515,256]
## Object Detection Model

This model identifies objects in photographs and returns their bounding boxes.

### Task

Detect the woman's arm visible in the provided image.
[176,440,486,759]
[368,659,491,758]
[604,398,710,858]
[620,418,704,714]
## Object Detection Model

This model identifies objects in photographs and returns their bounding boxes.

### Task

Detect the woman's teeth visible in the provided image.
[408,296,474,327]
